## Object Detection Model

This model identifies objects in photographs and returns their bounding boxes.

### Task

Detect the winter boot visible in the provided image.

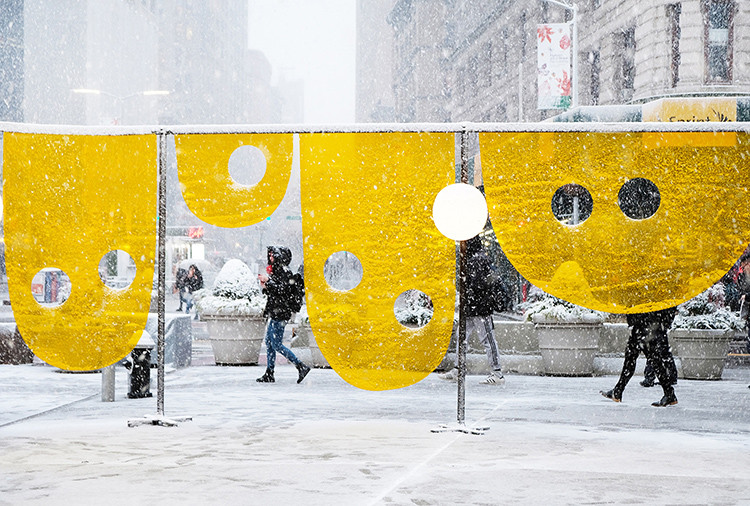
[639,379,655,388]
[600,389,622,402]
[296,362,311,384]
[651,394,678,407]
[256,369,275,383]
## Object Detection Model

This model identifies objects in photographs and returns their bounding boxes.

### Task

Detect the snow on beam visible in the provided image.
[1,121,750,136]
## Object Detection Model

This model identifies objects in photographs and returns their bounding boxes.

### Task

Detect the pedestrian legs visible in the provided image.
[612,333,641,399]
[264,318,302,370]
[466,315,502,372]
[643,334,677,404]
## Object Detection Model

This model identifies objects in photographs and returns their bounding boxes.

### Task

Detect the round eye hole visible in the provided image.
[31,267,71,308]
[228,145,266,187]
[323,251,363,291]
[551,184,593,225]
[98,250,136,290]
[618,178,660,220]
[394,290,433,328]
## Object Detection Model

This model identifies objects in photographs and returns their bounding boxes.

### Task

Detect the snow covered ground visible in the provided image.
[1,359,749,505]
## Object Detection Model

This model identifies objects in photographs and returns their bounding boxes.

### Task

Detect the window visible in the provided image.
[478,42,492,88]
[589,50,600,105]
[468,56,479,96]
[614,27,636,102]
[496,28,508,72]
[667,3,681,87]
[702,0,734,83]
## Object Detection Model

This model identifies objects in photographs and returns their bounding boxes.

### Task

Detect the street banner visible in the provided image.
[537,23,572,110]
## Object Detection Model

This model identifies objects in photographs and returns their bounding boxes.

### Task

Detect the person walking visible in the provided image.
[183,264,203,318]
[735,251,750,389]
[601,308,678,407]
[440,236,505,385]
[256,246,310,384]
[173,266,188,312]
[736,252,750,353]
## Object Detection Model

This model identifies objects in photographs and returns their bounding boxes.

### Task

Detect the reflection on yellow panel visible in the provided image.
[300,133,456,390]
[3,133,157,370]
[480,131,750,314]
[175,134,293,228]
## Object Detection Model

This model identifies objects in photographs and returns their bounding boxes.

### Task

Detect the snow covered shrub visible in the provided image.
[195,259,266,317]
[672,283,743,331]
[520,286,605,324]
[394,289,434,327]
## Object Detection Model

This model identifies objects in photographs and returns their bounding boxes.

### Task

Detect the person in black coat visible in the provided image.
[174,267,188,312]
[256,246,310,384]
[183,264,203,317]
[440,236,505,385]
[601,308,678,407]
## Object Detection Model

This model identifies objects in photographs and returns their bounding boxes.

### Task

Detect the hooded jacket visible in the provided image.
[263,246,296,321]
[465,236,495,317]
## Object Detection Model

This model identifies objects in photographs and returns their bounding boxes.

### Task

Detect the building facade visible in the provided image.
[357,0,750,123]
[0,0,302,126]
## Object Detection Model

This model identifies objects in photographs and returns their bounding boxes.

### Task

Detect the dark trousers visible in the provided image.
[616,309,677,399]
[643,353,678,385]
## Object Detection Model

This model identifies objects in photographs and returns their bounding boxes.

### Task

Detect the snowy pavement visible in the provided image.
[1,360,749,505]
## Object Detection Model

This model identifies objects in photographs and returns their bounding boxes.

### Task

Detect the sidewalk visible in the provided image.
[1,358,749,505]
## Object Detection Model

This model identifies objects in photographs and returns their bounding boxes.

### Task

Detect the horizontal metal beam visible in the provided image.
[1,121,750,136]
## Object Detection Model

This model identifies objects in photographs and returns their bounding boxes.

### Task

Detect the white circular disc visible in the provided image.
[432,183,488,241]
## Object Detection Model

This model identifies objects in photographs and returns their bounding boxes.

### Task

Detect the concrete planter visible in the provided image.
[534,319,602,376]
[290,323,330,368]
[202,314,266,366]
[670,328,733,380]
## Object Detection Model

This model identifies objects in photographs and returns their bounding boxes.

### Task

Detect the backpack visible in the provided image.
[288,272,305,313]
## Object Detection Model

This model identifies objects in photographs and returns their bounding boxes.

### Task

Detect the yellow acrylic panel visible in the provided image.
[480,131,750,313]
[174,134,293,228]
[300,132,456,390]
[3,133,157,370]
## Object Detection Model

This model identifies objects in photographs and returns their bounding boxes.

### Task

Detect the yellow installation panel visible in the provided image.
[3,133,157,370]
[480,131,750,314]
[175,133,293,228]
[300,132,456,390]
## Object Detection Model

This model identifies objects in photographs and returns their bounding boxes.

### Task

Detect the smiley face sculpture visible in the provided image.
[4,133,157,370]
[4,127,749,388]
[479,130,750,314]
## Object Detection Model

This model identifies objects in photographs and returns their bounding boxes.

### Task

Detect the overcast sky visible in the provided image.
[247,0,356,124]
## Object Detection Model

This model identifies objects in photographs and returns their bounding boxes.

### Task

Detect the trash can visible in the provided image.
[126,331,155,399]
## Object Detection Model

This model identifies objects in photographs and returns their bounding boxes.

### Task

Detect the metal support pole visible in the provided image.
[128,131,192,428]
[432,128,488,435]
[457,241,468,425]
[156,131,167,416]
[456,130,469,426]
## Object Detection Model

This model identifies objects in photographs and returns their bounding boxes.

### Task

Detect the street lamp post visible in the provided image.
[540,0,578,109]
[71,88,170,125]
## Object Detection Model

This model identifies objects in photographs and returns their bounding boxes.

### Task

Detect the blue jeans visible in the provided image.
[184,292,194,313]
[265,319,301,370]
